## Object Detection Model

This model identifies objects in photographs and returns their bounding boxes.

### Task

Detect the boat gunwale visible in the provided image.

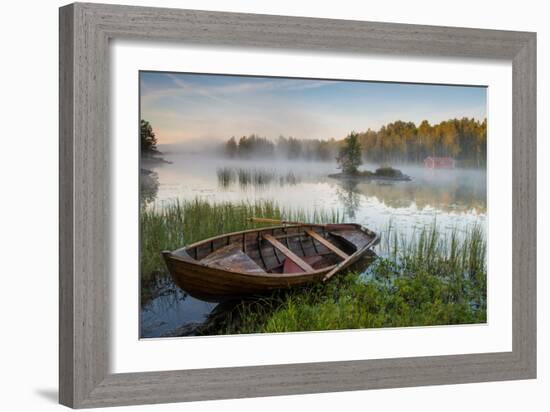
[164,223,378,279]
[174,223,362,255]
[166,252,339,278]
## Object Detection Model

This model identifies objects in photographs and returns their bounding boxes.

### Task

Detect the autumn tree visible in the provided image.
[417,120,433,158]
[220,118,486,167]
[440,121,461,157]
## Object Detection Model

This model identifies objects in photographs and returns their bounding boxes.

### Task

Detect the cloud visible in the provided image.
[208,78,338,94]
[141,73,338,107]
[165,74,231,104]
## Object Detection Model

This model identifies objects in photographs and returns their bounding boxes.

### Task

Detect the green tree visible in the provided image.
[287,137,303,159]
[237,134,275,158]
[140,120,158,154]
[336,132,362,175]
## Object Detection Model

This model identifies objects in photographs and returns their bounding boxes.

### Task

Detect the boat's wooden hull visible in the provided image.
[163,255,332,301]
[162,223,378,302]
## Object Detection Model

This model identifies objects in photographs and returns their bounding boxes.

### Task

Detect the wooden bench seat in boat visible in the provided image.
[262,234,314,272]
[282,255,323,274]
[201,244,265,273]
[329,229,372,250]
[304,229,349,259]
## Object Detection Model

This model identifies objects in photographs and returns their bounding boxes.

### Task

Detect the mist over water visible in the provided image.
[144,151,486,237]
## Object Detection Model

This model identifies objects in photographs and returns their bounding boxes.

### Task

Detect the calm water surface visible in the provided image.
[140,152,486,338]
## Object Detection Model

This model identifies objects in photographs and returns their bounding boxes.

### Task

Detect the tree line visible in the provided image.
[224,135,336,161]
[357,118,487,166]
[223,117,487,167]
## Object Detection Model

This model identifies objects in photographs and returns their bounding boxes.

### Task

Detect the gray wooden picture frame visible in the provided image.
[59,2,536,408]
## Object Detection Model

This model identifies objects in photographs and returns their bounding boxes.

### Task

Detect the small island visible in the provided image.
[328,132,411,182]
[329,167,412,182]
[140,120,172,205]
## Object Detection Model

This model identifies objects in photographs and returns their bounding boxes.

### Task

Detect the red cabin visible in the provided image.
[424,156,455,169]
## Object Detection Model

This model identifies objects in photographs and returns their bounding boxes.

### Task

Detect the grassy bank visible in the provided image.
[141,198,486,332]
[140,199,341,302]
[197,224,486,334]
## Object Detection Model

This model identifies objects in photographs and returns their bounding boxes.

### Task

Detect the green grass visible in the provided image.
[197,224,486,335]
[140,198,486,333]
[140,198,342,302]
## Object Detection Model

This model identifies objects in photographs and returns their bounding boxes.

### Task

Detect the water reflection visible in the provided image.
[140,168,159,206]
[140,278,216,338]
[329,171,486,214]
[217,167,300,190]
[335,179,362,218]
[148,154,486,219]
[141,253,379,338]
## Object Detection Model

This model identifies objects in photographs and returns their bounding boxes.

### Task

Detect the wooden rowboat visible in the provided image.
[162,222,379,302]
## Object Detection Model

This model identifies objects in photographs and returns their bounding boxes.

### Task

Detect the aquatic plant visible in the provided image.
[140,198,341,303]
[197,224,486,334]
[141,198,486,332]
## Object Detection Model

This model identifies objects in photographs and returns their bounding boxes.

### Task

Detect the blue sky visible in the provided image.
[140,71,486,145]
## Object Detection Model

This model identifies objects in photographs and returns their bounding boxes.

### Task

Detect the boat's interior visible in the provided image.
[181,224,374,274]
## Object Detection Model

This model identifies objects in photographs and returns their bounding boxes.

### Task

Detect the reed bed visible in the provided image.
[216,167,300,189]
[140,197,486,332]
[198,224,487,335]
[140,198,341,302]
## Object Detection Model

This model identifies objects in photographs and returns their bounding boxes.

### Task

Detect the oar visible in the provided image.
[249,217,312,226]
[250,217,354,230]
[322,259,350,282]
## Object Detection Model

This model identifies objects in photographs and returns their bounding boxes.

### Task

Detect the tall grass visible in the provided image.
[198,224,487,335]
[140,198,341,301]
[141,198,487,333]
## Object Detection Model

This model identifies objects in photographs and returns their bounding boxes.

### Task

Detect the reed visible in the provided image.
[140,198,341,302]
[141,198,486,332]
[200,224,487,335]
[217,167,300,190]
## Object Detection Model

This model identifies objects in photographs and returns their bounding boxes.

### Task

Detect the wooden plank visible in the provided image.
[201,245,265,273]
[331,229,371,249]
[262,234,314,272]
[305,230,349,260]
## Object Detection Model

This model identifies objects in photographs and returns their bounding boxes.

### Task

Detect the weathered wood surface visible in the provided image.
[331,230,373,250]
[305,230,349,259]
[201,244,265,273]
[262,234,315,272]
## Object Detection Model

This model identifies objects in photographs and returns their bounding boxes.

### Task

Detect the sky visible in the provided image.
[140,71,487,146]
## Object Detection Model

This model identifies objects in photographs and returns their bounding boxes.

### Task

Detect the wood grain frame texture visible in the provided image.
[59,2,537,408]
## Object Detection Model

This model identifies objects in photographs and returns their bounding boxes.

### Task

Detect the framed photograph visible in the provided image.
[59,2,536,408]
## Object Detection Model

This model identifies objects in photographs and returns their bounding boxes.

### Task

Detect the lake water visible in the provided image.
[140,152,486,338]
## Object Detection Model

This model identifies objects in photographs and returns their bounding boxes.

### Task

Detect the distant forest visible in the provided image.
[223,117,487,167]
